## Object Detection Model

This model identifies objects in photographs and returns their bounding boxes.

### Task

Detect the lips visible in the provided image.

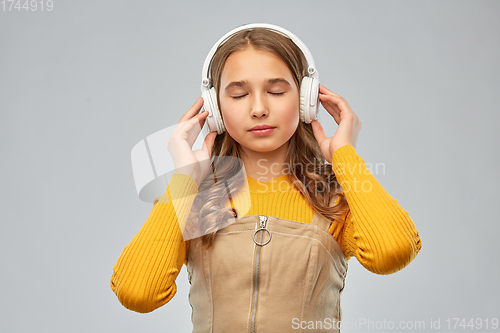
[249,125,276,131]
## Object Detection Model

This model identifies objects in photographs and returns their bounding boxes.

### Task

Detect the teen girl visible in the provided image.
[111,23,422,332]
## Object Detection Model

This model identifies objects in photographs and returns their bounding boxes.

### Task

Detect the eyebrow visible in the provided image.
[224,78,291,91]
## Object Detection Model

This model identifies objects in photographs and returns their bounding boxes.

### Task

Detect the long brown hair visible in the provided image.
[184,27,349,249]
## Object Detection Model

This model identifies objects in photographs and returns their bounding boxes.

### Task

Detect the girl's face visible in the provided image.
[219,47,300,157]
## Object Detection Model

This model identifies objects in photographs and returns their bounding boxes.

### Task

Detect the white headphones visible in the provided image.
[201,23,320,135]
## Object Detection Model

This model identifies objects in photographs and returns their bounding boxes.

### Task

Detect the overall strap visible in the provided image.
[310,194,340,232]
[311,211,332,232]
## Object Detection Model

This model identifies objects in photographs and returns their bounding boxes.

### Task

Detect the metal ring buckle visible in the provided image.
[253,227,271,246]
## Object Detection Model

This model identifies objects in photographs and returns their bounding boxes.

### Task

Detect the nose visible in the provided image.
[250,92,268,118]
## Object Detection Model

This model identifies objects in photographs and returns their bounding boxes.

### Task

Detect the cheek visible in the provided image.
[282,97,300,130]
[219,106,240,135]
[281,96,300,120]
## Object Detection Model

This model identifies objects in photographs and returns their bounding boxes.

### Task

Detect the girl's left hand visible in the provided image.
[310,85,362,160]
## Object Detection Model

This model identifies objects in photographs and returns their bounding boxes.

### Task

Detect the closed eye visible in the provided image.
[232,92,285,99]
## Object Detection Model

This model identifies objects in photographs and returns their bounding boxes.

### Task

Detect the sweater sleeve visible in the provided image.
[330,145,422,275]
[110,173,198,313]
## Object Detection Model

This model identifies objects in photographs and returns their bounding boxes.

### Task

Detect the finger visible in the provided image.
[179,97,203,124]
[171,113,204,149]
[319,94,351,115]
[186,114,206,146]
[310,120,328,144]
[179,97,204,123]
[319,85,341,97]
[319,93,353,115]
[175,111,205,134]
[202,131,217,158]
[198,110,209,130]
[176,109,208,133]
[319,95,342,124]
[319,92,345,104]
[320,94,358,122]
[320,100,342,118]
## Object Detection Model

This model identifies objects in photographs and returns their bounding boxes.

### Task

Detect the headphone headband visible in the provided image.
[201,23,319,91]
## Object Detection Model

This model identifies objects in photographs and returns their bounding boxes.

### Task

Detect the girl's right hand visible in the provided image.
[167,97,218,187]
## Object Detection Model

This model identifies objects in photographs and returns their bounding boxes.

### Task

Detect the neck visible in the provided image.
[239,142,289,182]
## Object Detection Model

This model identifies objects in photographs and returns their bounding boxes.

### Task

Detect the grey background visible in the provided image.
[1,0,499,332]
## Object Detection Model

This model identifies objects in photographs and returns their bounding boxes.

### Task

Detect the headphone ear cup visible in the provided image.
[208,88,225,134]
[299,76,320,123]
[202,88,225,134]
[299,77,309,123]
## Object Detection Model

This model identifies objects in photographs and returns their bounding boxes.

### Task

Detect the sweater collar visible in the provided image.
[245,174,295,193]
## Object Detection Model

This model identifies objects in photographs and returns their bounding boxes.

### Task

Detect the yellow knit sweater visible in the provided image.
[110,145,422,313]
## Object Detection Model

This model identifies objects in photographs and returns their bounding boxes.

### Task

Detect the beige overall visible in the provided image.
[186,210,347,333]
